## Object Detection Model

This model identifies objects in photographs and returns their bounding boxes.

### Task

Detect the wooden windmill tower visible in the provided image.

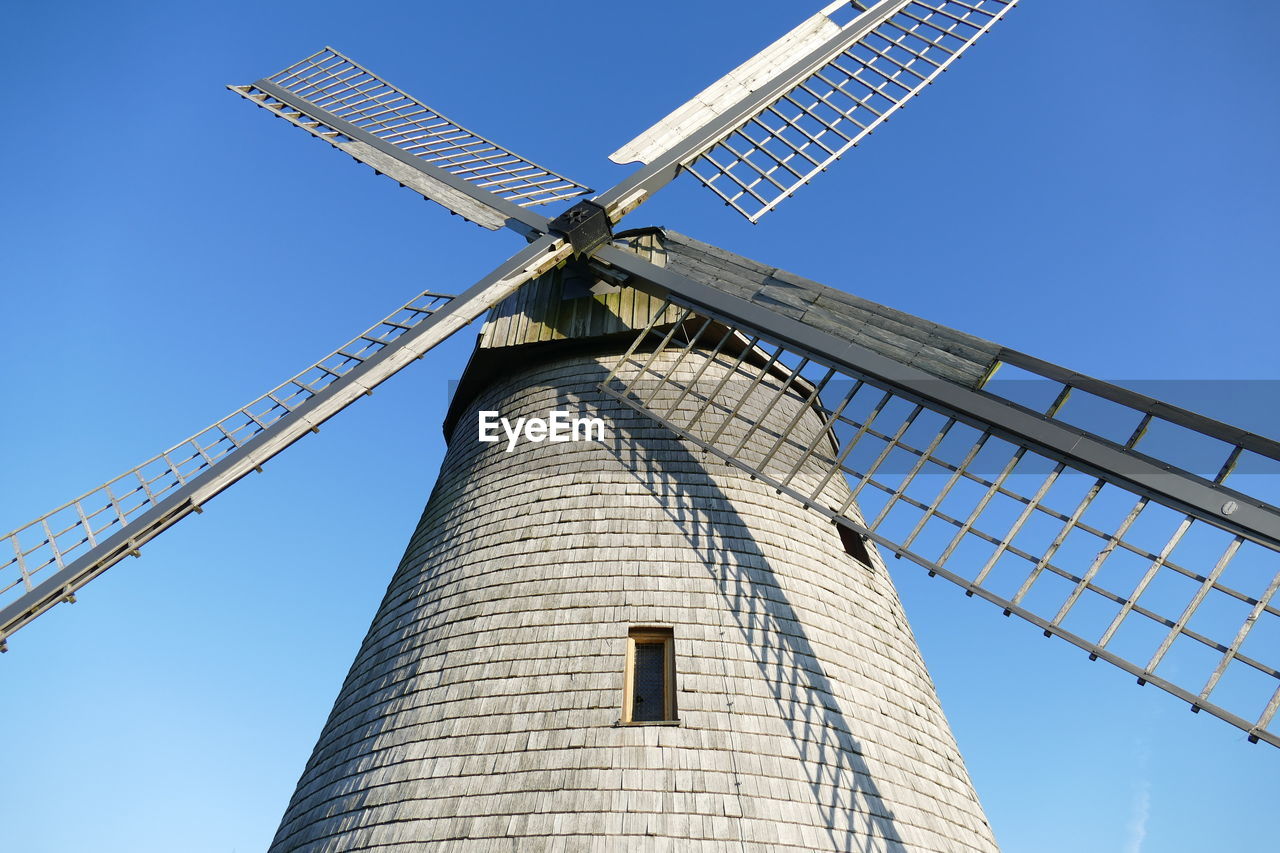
[2,1,1277,850]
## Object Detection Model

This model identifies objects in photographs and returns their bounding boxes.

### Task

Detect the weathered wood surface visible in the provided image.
[478,232,683,349]
[478,228,1001,393]
[659,230,1002,389]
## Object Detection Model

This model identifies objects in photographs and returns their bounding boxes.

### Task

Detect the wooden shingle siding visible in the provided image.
[478,231,683,350]
[271,226,1004,851]
[268,350,998,852]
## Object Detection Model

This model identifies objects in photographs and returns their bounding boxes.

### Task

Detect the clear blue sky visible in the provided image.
[1,2,1276,851]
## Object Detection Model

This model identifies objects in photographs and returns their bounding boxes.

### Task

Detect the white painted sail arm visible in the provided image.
[609,2,850,165]
[0,236,572,649]
[603,0,1020,223]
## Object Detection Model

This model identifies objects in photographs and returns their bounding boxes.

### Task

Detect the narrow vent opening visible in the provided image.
[837,522,873,565]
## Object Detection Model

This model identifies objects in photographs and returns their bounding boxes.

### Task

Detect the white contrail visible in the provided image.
[1124,780,1151,853]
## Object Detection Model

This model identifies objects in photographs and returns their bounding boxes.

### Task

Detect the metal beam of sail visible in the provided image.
[597,242,1280,749]
[610,0,1018,222]
[231,47,591,235]
[0,236,573,648]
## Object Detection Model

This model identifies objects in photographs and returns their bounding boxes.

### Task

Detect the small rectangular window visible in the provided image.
[623,627,677,724]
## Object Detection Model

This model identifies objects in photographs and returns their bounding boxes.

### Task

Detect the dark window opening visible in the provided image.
[837,521,873,565]
[632,642,666,721]
[624,627,677,723]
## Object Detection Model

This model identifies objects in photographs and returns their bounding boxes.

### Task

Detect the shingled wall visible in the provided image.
[268,347,998,852]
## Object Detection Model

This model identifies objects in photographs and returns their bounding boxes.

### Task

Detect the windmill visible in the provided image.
[5,0,1274,845]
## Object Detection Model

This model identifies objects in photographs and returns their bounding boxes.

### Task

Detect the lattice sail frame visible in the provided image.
[232,47,590,231]
[601,297,1280,748]
[612,0,1019,222]
[0,291,451,641]
[0,228,576,646]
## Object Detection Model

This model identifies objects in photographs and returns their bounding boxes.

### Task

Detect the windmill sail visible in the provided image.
[232,48,591,235]
[0,236,573,648]
[609,0,1019,222]
[595,230,1280,748]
